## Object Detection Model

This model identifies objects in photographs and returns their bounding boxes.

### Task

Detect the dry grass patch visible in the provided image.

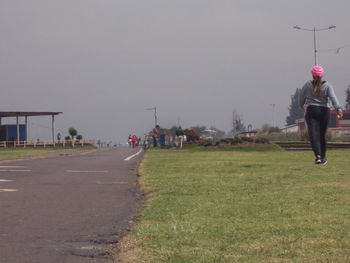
[111,235,153,263]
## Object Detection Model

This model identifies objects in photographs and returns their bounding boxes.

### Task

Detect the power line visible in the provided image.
[318,43,350,53]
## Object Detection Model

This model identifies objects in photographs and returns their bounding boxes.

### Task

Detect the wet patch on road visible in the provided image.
[96,181,128,185]
[58,234,119,260]
[65,170,109,173]
[59,153,73,157]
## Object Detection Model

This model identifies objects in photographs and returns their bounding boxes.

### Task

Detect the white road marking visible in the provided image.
[65,170,109,173]
[0,179,13,182]
[124,149,143,161]
[0,166,26,168]
[0,189,17,192]
[0,170,32,172]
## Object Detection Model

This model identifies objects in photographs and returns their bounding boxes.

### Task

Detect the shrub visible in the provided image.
[241,136,254,143]
[217,138,234,144]
[330,133,350,142]
[68,127,78,139]
[301,130,331,142]
[261,124,281,133]
[326,130,332,141]
[199,140,214,147]
[184,129,200,142]
[231,136,243,145]
[300,131,309,141]
[254,136,270,144]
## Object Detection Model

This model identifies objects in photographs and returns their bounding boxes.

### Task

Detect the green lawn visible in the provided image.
[114,146,350,263]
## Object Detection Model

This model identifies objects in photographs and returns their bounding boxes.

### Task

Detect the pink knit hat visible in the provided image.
[311,65,324,77]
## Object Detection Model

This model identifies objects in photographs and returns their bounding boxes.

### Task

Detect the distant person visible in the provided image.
[137,137,141,146]
[57,132,61,144]
[131,135,138,148]
[299,65,343,165]
[175,126,185,148]
[143,134,149,150]
[128,134,132,148]
[151,125,160,147]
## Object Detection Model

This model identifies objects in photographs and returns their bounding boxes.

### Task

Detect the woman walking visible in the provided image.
[299,65,343,164]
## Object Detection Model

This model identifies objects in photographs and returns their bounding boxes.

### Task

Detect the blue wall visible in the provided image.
[2,125,27,141]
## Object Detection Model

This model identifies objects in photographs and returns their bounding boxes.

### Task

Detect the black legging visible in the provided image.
[305,105,330,158]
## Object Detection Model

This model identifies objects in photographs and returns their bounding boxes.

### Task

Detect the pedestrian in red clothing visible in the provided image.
[131,135,138,148]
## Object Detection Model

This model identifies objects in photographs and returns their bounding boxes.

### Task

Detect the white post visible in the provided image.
[25,116,28,144]
[16,116,20,144]
[52,115,55,147]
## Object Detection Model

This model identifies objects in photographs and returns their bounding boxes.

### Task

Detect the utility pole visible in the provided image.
[270,104,276,127]
[146,106,158,127]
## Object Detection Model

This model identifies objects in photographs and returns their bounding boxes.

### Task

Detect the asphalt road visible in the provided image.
[0,147,143,263]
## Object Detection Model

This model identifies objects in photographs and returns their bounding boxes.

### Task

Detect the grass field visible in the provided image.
[0,146,96,161]
[114,146,350,263]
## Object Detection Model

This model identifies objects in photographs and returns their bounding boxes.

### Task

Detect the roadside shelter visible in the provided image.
[0,112,62,144]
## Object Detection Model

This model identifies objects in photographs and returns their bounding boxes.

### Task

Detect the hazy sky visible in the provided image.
[1,0,350,144]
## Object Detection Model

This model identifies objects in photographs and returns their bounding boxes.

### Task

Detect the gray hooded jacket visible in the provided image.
[299,80,342,110]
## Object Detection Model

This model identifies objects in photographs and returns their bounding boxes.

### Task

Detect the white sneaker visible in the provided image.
[315,158,322,165]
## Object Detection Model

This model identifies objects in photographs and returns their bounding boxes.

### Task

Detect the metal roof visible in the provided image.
[0,112,62,118]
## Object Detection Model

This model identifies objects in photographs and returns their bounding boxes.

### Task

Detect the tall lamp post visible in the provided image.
[293,25,336,65]
[146,106,158,127]
[270,103,276,127]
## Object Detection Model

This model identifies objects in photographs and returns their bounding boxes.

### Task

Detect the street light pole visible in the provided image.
[293,25,336,65]
[270,104,276,127]
[313,27,317,65]
[146,106,158,127]
[154,107,157,127]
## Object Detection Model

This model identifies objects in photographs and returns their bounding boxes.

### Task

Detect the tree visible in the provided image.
[261,124,281,133]
[184,128,200,142]
[190,126,207,135]
[68,127,78,139]
[160,126,178,136]
[345,87,350,110]
[286,88,304,126]
[76,134,83,140]
[208,126,226,139]
[231,110,246,136]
